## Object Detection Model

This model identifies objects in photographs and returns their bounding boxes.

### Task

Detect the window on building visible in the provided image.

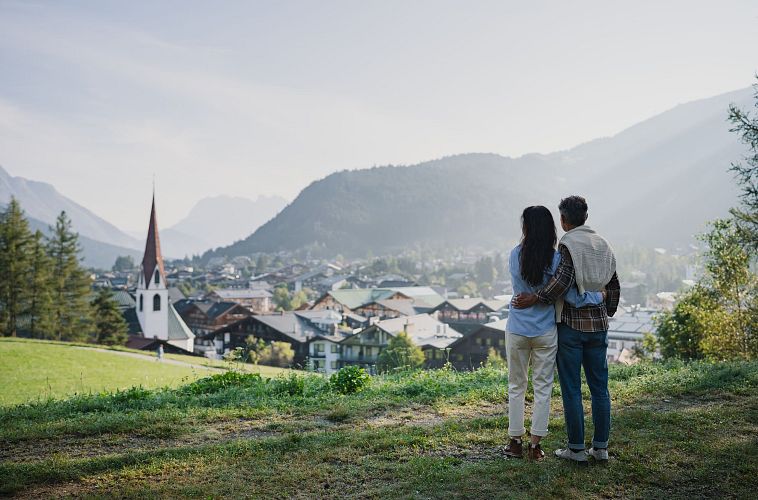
[139,294,143,311]
[331,344,339,353]
[608,341,617,349]
[330,361,337,370]
[485,338,492,346]
[316,343,325,353]
[153,293,161,311]
[497,339,505,347]
[154,269,160,285]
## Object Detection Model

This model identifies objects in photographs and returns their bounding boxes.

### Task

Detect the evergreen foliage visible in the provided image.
[91,288,128,346]
[25,230,53,338]
[0,198,32,336]
[47,212,94,342]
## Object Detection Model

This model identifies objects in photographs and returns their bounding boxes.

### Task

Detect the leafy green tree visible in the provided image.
[0,198,33,337]
[728,81,758,250]
[699,218,756,357]
[376,331,425,372]
[91,288,128,345]
[655,286,713,360]
[290,290,308,310]
[457,281,478,298]
[26,230,54,338]
[631,332,660,362]
[47,211,93,341]
[112,255,135,272]
[245,335,266,364]
[272,285,292,311]
[259,341,295,367]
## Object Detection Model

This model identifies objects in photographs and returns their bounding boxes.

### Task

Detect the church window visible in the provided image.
[154,269,160,285]
[139,294,143,311]
[153,293,161,311]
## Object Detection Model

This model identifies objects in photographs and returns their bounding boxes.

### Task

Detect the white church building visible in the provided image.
[134,195,195,352]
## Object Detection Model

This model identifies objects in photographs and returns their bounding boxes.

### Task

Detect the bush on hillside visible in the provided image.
[183,371,263,395]
[330,365,370,395]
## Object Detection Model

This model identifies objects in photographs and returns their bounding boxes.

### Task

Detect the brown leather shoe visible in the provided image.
[527,444,545,461]
[504,438,523,458]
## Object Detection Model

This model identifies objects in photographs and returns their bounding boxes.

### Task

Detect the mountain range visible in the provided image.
[204,86,752,259]
[1,166,286,267]
[3,86,752,265]
[160,195,287,258]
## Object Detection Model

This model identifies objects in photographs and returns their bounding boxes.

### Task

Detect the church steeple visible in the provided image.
[141,193,165,287]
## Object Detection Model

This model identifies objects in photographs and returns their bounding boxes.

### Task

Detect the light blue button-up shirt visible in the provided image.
[506,244,604,337]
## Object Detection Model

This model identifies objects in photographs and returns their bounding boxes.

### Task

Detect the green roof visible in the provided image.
[167,304,195,341]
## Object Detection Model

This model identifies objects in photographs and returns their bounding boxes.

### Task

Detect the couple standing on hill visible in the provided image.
[504,195,620,464]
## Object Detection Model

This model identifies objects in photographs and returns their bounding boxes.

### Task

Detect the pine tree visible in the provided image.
[47,211,93,341]
[728,79,758,251]
[91,288,128,345]
[0,198,33,337]
[26,230,54,338]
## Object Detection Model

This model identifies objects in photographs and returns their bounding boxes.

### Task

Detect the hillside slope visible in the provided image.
[0,166,141,250]
[25,215,141,269]
[206,87,751,259]
[162,195,287,257]
[1,360,755,497]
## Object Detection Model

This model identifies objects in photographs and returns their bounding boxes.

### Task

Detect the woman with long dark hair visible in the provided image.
[503,206,604,461]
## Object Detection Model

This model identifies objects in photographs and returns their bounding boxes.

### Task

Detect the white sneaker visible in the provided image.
[554,447,588,465]
[586,447,609,462]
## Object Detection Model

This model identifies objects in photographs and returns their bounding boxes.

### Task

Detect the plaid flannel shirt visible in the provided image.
[536,244,620,332]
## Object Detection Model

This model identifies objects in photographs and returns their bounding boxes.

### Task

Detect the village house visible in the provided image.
[606,306,658,364]
[199,310,341,365]
[429,298,508,334]
[446,319,507,370]
[206,288,273,313]
[174,300,252,336]
[311,286,444,313]
[340,314,462,374]
[352,299,420,320]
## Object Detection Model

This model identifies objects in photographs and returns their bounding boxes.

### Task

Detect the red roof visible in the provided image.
[142,195,166,286]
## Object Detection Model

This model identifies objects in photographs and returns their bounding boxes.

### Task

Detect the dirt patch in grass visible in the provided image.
[363,400,503,429]
[1,418,280,464]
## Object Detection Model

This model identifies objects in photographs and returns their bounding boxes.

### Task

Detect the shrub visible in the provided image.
[330,365,370,395]
[183,371,263,395]
[272,372,306,396]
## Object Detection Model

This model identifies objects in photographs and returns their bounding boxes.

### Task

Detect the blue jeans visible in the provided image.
[556,323,610,449]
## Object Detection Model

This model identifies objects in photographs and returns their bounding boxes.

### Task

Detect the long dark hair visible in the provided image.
[519,206,557,286]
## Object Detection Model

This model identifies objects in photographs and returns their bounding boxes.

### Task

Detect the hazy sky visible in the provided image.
[1,0,757,230]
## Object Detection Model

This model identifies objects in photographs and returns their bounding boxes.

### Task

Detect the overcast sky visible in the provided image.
[1,0,757,230]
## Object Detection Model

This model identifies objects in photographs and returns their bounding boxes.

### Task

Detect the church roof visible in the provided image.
[141,195,166,286]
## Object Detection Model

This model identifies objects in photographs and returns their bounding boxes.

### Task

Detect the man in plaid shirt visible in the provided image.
[513,196,620,464]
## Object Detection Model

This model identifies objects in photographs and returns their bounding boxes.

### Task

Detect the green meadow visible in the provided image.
[0,338,289,407]
[1,353,756,498]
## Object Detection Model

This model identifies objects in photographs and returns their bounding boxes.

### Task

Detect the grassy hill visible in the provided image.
[1,360,756,498]
[0,338,289,407]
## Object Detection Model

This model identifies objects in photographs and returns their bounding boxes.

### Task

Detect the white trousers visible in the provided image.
[506,327,558,437]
